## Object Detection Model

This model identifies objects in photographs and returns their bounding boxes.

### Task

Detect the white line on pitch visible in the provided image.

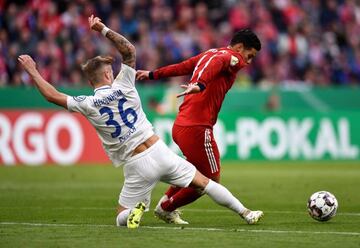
[141,226,360,236]
[0,222,112,228]
[0,222,359,236]
[1,207,359,216]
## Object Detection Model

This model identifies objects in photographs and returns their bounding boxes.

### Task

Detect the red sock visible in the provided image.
[161,187,203,212]
[165,186,181,198]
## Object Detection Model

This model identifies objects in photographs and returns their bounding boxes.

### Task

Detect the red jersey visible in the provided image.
[153,47,247,127]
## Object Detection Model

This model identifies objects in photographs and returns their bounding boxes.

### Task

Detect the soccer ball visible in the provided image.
[307,191,338,222]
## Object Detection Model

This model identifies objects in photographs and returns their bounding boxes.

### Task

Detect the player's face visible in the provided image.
[242,48,257,65]
[233,44,258,65]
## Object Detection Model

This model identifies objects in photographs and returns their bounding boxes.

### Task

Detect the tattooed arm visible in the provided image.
[88,15,136,68]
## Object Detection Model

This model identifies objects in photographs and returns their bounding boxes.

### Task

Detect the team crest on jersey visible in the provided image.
[73,96,86,102]
[230,55,239,66]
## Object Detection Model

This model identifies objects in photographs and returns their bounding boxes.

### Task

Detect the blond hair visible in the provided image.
[81,56,114,84]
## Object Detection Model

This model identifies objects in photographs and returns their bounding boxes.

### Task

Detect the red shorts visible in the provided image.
[172,124,220,178]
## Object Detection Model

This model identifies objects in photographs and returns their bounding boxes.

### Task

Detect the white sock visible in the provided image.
[204,179,247,215]
[116,209,131,226]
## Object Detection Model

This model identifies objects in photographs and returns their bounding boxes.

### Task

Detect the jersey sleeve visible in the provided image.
[113,63,136,90]
[67,95,90,115]
[189,53,231,86]
[153,53,203,79]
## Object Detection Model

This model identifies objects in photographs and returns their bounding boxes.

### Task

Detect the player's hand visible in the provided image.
[18,55,38,75]
[136,70,150,80]
[88,14,105,32]
[176,83,201,98]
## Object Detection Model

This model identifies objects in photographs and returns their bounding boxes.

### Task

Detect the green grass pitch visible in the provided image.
[0,162,359,248]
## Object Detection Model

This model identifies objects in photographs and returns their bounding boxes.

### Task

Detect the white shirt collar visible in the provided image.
[94,85,111,93]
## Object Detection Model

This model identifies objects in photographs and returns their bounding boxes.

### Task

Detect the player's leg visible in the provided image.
[116,205,130,226]
[189,170,263,224]
[162,125,214,198]
[159,126,220,213]
[116,203,146,228]
[157,143,263,225]
[162,185,182,203]
[116,150,160,228]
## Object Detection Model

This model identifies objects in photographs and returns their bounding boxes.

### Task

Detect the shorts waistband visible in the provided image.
[126,139,162,164]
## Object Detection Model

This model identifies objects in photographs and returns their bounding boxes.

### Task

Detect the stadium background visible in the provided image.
[0,0,359,165]
[1,1,360,247]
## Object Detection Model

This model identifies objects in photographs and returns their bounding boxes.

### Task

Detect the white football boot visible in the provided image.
[154,195,189,225]
[241,209,264,224]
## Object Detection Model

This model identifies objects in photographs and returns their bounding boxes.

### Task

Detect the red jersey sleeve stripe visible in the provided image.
[190,53,209,80]
[195,54,218,82]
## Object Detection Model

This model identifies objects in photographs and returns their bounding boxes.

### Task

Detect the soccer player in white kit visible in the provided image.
[18,15,263,228]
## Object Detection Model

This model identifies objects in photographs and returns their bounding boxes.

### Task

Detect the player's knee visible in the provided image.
[190,170,210,190]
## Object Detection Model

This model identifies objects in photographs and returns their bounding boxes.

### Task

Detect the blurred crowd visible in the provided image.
[1,0,360,88]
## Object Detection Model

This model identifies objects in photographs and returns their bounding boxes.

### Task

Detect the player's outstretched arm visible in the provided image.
[18,55,68,109]
[88,14,136,68]
[136,54,201,81]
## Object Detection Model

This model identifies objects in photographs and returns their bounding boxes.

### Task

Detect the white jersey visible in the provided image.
[67,64,154,166]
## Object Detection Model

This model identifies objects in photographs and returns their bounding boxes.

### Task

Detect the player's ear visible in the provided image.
[232,43,244,54]
[104,68,111,81]
[88,80,94,88]
[238,43,245,52]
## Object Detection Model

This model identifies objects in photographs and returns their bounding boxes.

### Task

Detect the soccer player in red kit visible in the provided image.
[136,29,261,224]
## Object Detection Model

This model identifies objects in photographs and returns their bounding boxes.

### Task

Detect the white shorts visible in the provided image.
[119,139,196,210]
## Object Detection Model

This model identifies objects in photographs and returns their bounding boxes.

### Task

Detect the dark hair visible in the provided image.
[230,29,261,51]
[81,56,114,83]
